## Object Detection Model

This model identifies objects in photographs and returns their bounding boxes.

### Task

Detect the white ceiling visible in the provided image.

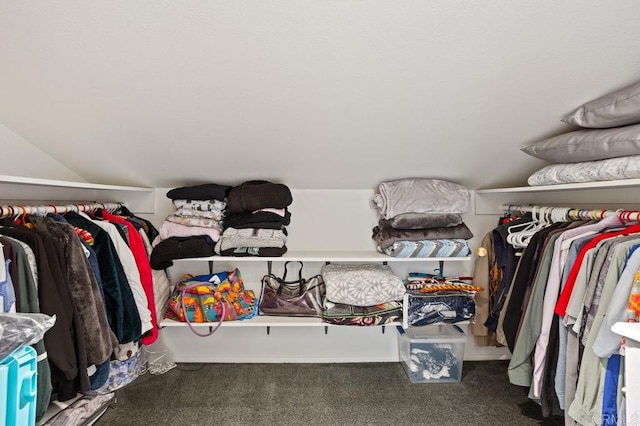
[1,1,640,190]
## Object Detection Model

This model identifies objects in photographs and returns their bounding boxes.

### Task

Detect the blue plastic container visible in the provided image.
[0,345,37,426]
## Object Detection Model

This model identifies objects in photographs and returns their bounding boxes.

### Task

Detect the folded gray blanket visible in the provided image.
[379,212,463,230]
[372,178,470,219]
[227,180,293,214]
[372,222,473,250]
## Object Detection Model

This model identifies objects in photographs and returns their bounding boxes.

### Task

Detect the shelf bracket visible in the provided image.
[433,261,445,278]
[208,261,214,275]
[267,326,270,335]
[381,326,386,334]
[267,261,273,275]
[324,326,328,335]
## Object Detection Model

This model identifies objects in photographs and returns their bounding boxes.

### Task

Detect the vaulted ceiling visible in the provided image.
[2,1,640,190]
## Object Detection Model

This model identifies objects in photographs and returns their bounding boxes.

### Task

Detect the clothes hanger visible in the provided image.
[508,206,552,249]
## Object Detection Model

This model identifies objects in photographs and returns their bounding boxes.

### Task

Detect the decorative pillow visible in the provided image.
[562,81,640,128]
[321,264,405,307]
[527,155,640,186]
[521,124,640,163]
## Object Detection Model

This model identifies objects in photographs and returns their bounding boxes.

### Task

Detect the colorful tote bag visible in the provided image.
[167,268,258,336]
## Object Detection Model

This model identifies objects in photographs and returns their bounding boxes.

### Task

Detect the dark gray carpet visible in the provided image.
[96,361,561,426]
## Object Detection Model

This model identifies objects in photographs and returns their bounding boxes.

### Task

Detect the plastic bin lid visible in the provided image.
[404,324,466,342]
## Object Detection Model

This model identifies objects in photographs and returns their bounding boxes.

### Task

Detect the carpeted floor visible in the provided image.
[96,361,562,426]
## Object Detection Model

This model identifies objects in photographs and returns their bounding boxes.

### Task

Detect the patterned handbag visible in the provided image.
[167,268,258,336]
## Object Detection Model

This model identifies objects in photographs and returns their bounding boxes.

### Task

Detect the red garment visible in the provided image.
[100,210,158,345]
[554,224,640,317]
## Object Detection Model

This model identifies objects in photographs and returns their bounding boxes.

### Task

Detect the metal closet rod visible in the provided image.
[502,204,640,222]
[0,202,123,219]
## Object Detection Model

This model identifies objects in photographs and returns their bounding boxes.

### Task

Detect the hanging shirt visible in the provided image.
[556,223,640,317]
[531,217,619,398]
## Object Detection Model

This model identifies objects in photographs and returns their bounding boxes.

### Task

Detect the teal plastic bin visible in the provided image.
[0,345,37,426]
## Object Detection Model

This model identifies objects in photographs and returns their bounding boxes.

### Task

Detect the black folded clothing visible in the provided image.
[226,180,292,213]
[223,209,291,229]
[219,245,287,257]
[166,183,231,201]
[150,236,216,269]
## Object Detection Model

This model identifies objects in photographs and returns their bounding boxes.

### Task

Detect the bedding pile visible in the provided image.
[371,178,472,257]
[522,80,640,185]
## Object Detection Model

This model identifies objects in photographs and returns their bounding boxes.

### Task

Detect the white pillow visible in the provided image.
[563,81,640,128]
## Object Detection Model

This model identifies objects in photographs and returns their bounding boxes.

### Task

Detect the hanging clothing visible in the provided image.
[1,236,53,420]
[29,216,116,366]
[97,209,158,345]
[64,211,142,345]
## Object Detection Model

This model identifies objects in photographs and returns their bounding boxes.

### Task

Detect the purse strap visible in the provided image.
[282,261,303,283]
[177,281,226,337]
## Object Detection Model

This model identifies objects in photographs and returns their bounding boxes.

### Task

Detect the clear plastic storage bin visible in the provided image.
[397,324,466,383]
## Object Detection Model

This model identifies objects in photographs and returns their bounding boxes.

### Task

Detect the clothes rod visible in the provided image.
[0,202,123,219]
[501,204,640,222]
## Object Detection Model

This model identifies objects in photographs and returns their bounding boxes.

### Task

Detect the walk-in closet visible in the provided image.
[2,2,640,425]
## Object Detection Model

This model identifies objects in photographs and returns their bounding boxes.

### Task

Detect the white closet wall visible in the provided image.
[0,124,85,181]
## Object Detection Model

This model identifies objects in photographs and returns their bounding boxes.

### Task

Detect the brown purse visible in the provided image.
[259,261,325,317]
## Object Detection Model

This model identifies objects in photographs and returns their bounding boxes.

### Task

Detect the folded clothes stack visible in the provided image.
[150,183,231,269]
[217,180,292,257]
[371,178,473,257]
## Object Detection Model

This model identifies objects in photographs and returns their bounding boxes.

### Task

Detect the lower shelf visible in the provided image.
[160,317,401,328]
[160,317,468,329]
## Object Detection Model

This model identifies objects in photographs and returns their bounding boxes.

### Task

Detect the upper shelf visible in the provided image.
[0,174,155,213]
[473,179,640,215]
[173,251,472,263]
[475,178,640,194]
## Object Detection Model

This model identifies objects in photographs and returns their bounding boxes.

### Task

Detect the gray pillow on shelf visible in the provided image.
[521,123,640,163]
[562,81,640,129]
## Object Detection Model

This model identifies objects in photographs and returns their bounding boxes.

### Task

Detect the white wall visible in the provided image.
[1,1,640,189]
[0,123,85,181]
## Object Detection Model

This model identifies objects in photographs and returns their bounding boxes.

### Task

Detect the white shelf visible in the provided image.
[475,178,640,194]
[473,179,640,215]
[160,316,468,329]
[0,174,152,192]
[172,251,472,263]
[0,174,155,213]
[160,317,401,328]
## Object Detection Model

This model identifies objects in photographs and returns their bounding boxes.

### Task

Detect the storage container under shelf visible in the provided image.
[0,345,37,426]
[397,324,465,383]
